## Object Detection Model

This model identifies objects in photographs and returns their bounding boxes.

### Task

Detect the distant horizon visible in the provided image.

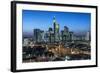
[22,10,91,36]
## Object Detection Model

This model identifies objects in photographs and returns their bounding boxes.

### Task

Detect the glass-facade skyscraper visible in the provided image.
[53,16,60,43]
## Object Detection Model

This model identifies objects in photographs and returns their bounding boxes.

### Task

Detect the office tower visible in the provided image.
[44,31,49,43]
[53,16,60,42]
[48,27,54,43]
[63,26,70,41]
[61,30,65,42]
[69,32,74,41]
[33,29,43,43]
[64,26,69,32]
[40,30,44,42]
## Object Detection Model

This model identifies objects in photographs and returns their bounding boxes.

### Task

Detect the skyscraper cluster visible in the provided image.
[33,16,74,43]
[22,16,91,62]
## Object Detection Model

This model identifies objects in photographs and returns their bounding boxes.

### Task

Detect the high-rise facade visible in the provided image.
[53,16,60,43]
[69,32,74,41]
[33,29,43,43]
[48,27,54,43]
[33,16,74,43]
[44,31,49,42]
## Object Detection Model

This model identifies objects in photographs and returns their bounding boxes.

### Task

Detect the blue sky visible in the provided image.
[22,10,91,34]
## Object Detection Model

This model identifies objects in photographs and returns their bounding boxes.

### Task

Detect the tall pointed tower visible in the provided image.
[53,16,60,43]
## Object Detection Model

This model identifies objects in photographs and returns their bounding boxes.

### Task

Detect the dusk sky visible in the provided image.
[22,10,91,35]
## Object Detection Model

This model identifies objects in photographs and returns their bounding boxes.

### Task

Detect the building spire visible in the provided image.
[53,16,56,23]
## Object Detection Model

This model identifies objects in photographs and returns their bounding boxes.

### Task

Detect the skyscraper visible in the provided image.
[48,27,54,43]
[33,29,43,43]
[64,26,69,32]
[63,26,70,41]
[69,32,74,41]
[44,31,49,43]
[53,16,60,42]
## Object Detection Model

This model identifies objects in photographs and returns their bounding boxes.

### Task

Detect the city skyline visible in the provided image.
[22,10,91,62]
[22,10,91,36]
